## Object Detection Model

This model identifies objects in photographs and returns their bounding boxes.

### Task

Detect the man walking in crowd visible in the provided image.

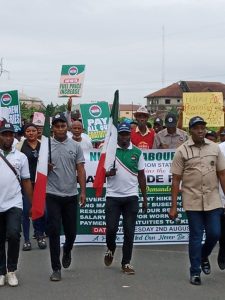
[46,113,86,282]
[169,116,225,285]
[104,122,147,274]
[0,122,33,287]
[153,117,164,134]
[71,120,93,152]
[153,112,188,149]
[16,123,47,251]
[131,106,155,149]
[217,138,225,270]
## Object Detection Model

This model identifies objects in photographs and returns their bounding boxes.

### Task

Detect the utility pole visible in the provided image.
[161,25,165,87]
[0,58,10,78]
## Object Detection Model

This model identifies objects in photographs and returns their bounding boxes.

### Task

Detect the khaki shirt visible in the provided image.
[153,128,188,149]
[171,137,225,211]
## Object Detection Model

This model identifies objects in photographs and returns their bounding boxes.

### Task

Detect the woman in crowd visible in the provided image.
[17,123,47,250]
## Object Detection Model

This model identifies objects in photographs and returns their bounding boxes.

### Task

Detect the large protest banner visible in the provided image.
[0,90,21,131]
[80,102,110,142]
[60,149,189,246]
[183,92,224,127]
[58,65,85,97]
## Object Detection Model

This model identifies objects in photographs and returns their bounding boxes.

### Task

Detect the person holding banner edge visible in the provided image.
[104,122,147,275]
[169,116,225,285]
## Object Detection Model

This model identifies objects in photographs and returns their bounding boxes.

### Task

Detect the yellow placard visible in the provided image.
[183,92,224,127]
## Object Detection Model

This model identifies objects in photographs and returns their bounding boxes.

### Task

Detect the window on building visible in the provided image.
[177,99,181,103]
[165,99,171,104]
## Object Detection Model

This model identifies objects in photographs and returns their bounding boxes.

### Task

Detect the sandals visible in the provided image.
[37,237,47,250]
[22,241,32,251]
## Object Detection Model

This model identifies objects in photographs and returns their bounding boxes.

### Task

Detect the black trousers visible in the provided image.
[219,212,225,252]
[0,207,22,275]
[46,194,78,271]
[105,196,139,266]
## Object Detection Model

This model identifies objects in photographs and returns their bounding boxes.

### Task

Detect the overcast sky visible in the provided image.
[1,0,225,106]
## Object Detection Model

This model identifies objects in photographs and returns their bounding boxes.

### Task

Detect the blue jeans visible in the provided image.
[0,207,22,275]
[105,196,139,266]
[186,208,223,276]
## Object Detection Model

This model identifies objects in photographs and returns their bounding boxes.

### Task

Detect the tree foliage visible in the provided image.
[20,102,68,121]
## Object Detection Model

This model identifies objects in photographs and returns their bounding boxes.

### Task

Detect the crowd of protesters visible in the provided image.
[1,102,225,287]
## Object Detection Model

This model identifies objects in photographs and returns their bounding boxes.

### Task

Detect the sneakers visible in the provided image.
[62,250,71,269]
[50,270,61,281]
[217,248,225,270]
[190,274,201,285]
[104,249,114,266]
[121,264,135,275]
[22,241,32,251]
[37,237,47,250]
[0,275,6,287]
[201,257,211,275]
[7,272,18,287]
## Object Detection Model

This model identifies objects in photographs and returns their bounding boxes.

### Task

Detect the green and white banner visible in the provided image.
[80,102,110,142]
[0,90,21,131]
[58,65,85,97]
[61,149,189,245]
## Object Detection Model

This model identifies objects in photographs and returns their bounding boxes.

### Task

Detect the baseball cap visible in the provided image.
[154,117,163,126]
[52,113,67,125]
[117,122,131,133]
[165,113,177,128]
[189,116,207,128]
[134,106,149,117]
[206,130,217,138]
[0,122,15,133]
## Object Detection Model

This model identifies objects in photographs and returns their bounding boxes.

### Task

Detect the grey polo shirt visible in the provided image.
[47,137,85,197]
[153,128,189,149]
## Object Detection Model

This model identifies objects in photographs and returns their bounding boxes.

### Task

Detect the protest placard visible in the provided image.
[80,102,110,142]
[58,65,85,97]
[32,112,45,126]
[0,90,21,131]
[183,92,224,127]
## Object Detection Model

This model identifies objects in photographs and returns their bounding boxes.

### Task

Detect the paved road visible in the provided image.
[1,242,225,300]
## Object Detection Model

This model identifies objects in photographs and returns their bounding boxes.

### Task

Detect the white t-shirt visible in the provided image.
[12,137,18,147]
[106,144,145,197]
[0,147,30,212]
[68,131,93,152]
[80,138,93,152]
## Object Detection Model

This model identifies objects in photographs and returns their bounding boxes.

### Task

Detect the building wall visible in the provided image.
[120,110,134,119]
[147,97,182,112]
[20,99,45,110]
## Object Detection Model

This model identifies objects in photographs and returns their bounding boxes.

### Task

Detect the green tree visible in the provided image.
[20,103,45,121]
